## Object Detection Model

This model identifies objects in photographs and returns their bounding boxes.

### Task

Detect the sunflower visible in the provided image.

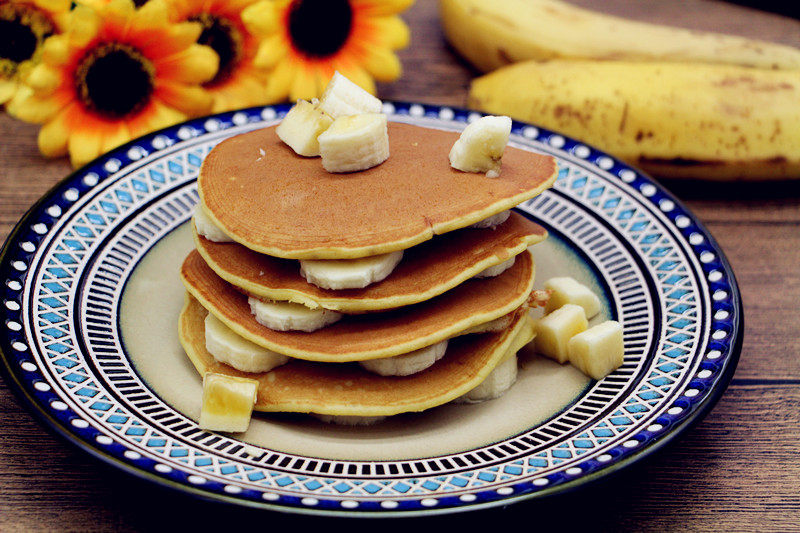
[242,0,413,102]
[0,0,71,105]
[7,0,219,167]
[165,0,271,113]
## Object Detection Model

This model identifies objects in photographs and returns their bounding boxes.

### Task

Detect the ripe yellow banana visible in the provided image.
[439,0,800,72]
[469,61,800,180]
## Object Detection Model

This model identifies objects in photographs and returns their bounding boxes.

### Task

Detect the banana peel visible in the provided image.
[469,60,800,181]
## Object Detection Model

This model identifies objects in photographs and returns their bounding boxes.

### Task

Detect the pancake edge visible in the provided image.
[178,293,537,416]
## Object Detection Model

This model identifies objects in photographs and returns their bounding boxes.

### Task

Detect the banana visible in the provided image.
[199,372,259,433]
[318,113,390,173]
[359,340,449,377]
[544,276,601,319]
[248,297,342,332]
[454,353,518,404]
[567,320,624,380]
[204,313,289,372]
[312,414,388,426]
[474,256,515,279]
[318,71,383,118]
[449,115,512,177]
[193,207,232,243]
[439,0,800,72]
[471,210,510,229]
[299,250,404,290]
[276,99,333,157]
[470,61,800,180]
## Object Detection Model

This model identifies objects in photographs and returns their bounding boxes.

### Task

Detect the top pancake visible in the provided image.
[199,122,557,259]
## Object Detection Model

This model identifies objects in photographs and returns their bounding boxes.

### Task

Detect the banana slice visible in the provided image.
[318,71,383,118]
[205,313,289,373]
[318,113,390,173]
[449,115,512,176]
[359,340,449,377]
[199,372,258,433]
[454,353,518,404]
[276,99,333,157]
[471,210,510,229]
[312,414,388,426]
[248,296,342,332]
[474,256,515,278]
[299,250,403,290]
[193,207,232,243]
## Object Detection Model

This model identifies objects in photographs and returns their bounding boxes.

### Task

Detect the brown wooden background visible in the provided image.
[1,1,798,530]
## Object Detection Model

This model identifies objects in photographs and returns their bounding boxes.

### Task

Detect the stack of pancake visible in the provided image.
[178,120,558,425]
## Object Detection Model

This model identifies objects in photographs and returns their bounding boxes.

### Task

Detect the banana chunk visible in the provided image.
[359,340,449,377]
[568,321,624,380]
[199,372,258,433]
[312,414,388,426]
[248,297,342,332]
[318,113,390,173]
[276,99,333,157]
[471,210,510,229]
[205,313,289,373]
[449,115,512,176]
[474,256,515,278]
[193,207,232,243]
[299,250,403,290]
[544,276,602,319]
[318,71,383,118]
[454,353,518,403]
[535,304,588,363]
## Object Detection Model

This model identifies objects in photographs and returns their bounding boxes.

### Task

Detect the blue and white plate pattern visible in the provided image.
[0,103,742,516]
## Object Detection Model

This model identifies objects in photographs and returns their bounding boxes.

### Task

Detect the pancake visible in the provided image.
[194,211,547,312]
[179,294,536,416]
[199,123,557,259]
[180,248,535,362]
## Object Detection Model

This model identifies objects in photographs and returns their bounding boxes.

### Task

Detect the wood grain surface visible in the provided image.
[1,1,799,530]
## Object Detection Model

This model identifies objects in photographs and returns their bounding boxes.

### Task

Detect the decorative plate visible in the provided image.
[0,103,742,516]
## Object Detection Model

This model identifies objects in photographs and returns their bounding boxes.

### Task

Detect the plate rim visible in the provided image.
[0,101,744,517]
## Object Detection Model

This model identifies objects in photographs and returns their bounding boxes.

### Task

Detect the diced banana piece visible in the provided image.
[544,276,602,319]
[471,210,510,229]
[312,414,388,426]
[459,313,514,336]
[193,207,232,243]
[454,353,518,403]
[449,115,512,176]
[474,256,515,278]
[276,99,333,157]
[359,340,449,377]
[299,250,403,290]
[199,372,258,433]
[248,297,342,332]
[318,71,383,118]
[568,321,624,380]
[535,304,588,364]
[318,113,390,173]
[205,313,289,372]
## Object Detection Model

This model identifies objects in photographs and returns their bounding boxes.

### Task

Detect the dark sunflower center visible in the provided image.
[75,44,155,119]
[288,0,352,58]
[190,13,242,87]
[0,4,55,75]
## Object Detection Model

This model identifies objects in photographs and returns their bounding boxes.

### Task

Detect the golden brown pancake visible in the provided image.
[194,211,546,312]
[179,294,536,416]
[199,123,557,259]
[180,249,535,362]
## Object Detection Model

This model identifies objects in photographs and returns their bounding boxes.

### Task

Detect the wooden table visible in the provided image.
[1,1,798,530]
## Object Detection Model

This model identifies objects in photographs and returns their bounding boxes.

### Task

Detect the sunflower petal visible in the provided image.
[289,65,318,102]
[0,78,17,105]
[100,122,132,153]
[67,5,102,47]
[253,35,288,70]
[354,0,415,17]
[158,44,219,84]
[68,128,104,168]
[208,71,270,113]
[157,83,213,116]
[263,58,295,103]
[7,87,67,124]
[369,16,410,50]
[132,0,170,29]
[34,0,73,13]
[241,0,284,36]
[41,35,72,66]
[26,64,62,94]
[336,64,376,95]
[37,107,72,158]
[361,47,401,82]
